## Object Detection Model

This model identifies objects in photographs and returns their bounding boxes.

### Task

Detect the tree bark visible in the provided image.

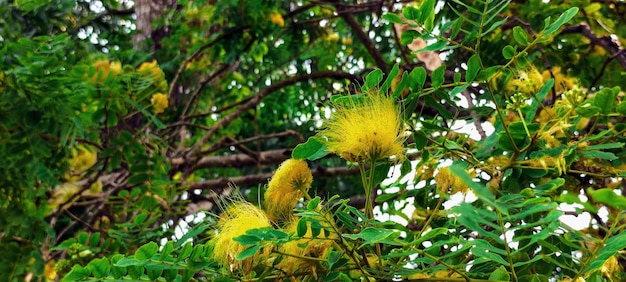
[133,0,177,49]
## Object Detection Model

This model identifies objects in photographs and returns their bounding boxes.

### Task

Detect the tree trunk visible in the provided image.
[133,0,177,49]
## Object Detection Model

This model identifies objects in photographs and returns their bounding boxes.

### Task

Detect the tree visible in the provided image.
[1,0,625,281]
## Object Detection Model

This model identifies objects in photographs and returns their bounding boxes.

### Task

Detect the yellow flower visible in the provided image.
[66,144,98,181]
[435,166,470,195]
[276,210,337,276]
[320,91,405,163]
[44,260,57,281]
[137,60,164,80]
[341,37,353,45]
[150,93,169,114]
[211,202,271,274]
[542,66,575,94]
[89,59,121,84]
[505,67,543,96]
[264,159,313,221]
[268,12,285,27]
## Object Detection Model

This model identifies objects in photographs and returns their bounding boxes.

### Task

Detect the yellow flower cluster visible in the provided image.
[89,59,121,84]
[542,66,575,94]
[66,144,98,181]
[276,211,337,277]
[150,93,169,115]
[137,60,164,80]
[268,12,285,27]
[320,92,405,163]
[264,159,313,221]
[505,67,543,96]
[210,202,271,274]
[434,166,470,195]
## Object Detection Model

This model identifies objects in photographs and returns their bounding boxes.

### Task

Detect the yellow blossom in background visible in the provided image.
[66,144,98,181]
[151,93,169,114]
[44,260,57,281]
[211,202,271,274]
[505,67,543,96]
[543,66,575,93]
[137,60,164,80]
[268,12,285,27]
[320,92,405,163]
[435,166,470,195]
[89,59,122,84]
[276,210,337,276]
[341,37,353,45]
[264,159,313,221]
[326,32,339,42]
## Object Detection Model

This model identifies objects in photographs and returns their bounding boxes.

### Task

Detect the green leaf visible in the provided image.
[402,6,420,21]
[431,65,446,88]
[87,257,110,279]
[449,162,507,215]
[409,67,427,91]
[419,0,436,30]
[297,217,308,237]
[544,7,579,34]
[466,54,481,82]
[62,265,90,282]
[237,245,262,260]
[381,63,400,93]
[307,196,321,210]
[177,242,193,262]
[364,69,384,91]
[593,87,618,115]
[414,40,447,52]
[489,266,511,281]
[292,137,328,161]
[382,13,404,24]
[579,150,617,160]
[587,188,626,210]
[135,241,158,261]
[513,26,530,46]
[584,231,626,272]
[585,142,624,150]
[502,45,516,59]
[400,30,421,45]
[159,241,174,261]
[342,227,401,246]
[146,264,164,280]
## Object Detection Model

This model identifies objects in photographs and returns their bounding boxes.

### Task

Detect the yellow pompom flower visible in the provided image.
[211,202,272,274]
[150,93,169,114]
[264,159,313,221]
[320,91,405,163]
[268,12,285,27]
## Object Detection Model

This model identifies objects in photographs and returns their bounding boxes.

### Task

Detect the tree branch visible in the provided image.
[184,71,360,162]
[561,23,626,70]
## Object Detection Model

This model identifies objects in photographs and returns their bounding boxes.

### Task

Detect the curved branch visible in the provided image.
[187,166,361,191]
[561,23,626,70]
[184,71,361,161]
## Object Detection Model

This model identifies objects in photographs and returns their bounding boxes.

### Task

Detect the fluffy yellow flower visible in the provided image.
[150,93,168,114]
[211,202,271,274]
[137,60,164,80]
[543,66,575,94]
[264,159,313,221]
[268,12,285,27]
[276,210,337,276]
[66,144,98,181]
[320,92,404,163]
[89,59,121,84]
